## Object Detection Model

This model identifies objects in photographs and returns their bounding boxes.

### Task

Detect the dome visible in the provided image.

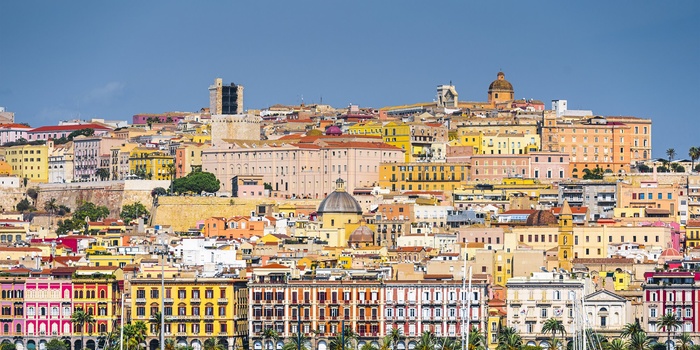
[349,225,374,243]
[325,125,342,136]
[306,129,323,136]
[525,210,557,226]
[488,71,514,91]
[317,179,362,214]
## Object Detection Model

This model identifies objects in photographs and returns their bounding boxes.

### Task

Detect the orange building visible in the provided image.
[203,216,265,239]
[617,180,683,221]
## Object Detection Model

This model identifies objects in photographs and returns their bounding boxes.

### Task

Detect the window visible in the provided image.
[541,308,548,318]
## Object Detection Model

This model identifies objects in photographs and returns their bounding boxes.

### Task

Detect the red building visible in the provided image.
[643,271,700,343]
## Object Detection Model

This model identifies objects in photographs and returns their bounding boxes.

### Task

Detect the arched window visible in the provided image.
[15,324,21,334]
[100,290,106,299]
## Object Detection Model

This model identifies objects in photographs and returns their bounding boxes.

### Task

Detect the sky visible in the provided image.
[0,1,698,158]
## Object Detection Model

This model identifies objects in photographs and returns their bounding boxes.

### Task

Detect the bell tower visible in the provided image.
[558,200,574,271]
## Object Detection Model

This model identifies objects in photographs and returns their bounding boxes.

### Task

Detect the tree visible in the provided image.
[120,202,149,224]
[497,331,522,350]
[263,328,279,350]
[44,198,58,227]
[628,332,652,350]
[172,171,220,194]
[667,148,677,164]
[670,163,686,173]
[283,335,311,350]
[677,334,693,350]
[690,147,700,173]
[604,339,626,350]
[151,187,168,197]
[204,338,227,350]
[0,343,17,350]
[415,331,437,350]
[388,327,403,350]
[26,187,39,203]
[96,168,110,181]
[659,313,682,350]
[637,164,652,173]
[657,166,670,173]
[72,310,96,350]
[16,198,34,212]
[469,326,486,350]
[165,339,176,350]
[622,320,644,339]
[46,339,69,350]
[149,311,163,342]
[542,318,566,345]
[582,166,605,180]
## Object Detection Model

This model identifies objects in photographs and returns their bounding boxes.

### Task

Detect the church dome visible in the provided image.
[325,125,342,136]
[317,179,362,214]
[488,72,514,91]
[349,225,374,243]
[525,210,557,226]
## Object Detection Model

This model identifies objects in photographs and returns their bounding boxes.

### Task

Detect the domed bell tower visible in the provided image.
[558,200,574,271]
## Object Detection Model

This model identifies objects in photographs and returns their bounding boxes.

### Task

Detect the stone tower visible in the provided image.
[557,200,574,271]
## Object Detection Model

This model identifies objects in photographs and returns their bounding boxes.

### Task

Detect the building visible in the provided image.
[209,78,244,115]
[72,136,122,182]
[232,175,266,198]
[4,142,51,183]
[487,72,514,106]
[558,181,618,220]
[378,162,470,193]
[48,141,74,183]
[128,148,174,181]
[27,123,112,142]
[202,140,404,198]
[0,124,31,145]
[71,267,124,346]
[248,270,489,350]
[130,270,248,350]
[175,143,210,178]
[24,275,73,344]
[381,122,448,162]
[617,180,684,224]
[110,143,138,180]
[642,271,700,341]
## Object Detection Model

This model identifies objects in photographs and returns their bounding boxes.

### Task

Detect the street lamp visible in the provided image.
[155,241,168,350]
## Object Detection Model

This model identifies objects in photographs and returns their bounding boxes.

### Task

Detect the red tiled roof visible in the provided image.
[552,206,588,215]
[30,123,112,133]
[501,210,537,215]
[258,263,289,269]
[0,123,32,129]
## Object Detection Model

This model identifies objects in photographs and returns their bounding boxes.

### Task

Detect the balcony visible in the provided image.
[218,298,228,304]
[191,298,201,303]
[135,298,146,303]
[164,298,174,303]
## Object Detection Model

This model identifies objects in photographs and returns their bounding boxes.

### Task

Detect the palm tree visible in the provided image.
[263,328,280,350]
[667,148,677,167]
[282,334,311,350]
[439,338,461,350]
[415,331,437,350]
[165,340,176,350]
[659,313,682,350]
[379,337,393,350]
[542,318,567,345]
[676,334,693,350]
[44,198,58,228]
[469,326,486,350]
[690,147,700,173]
[204,338,227,350]
[72,310,96,350]
[149,312,162,340]
[604,339,626,350]
[388,328,403,350]
[496,332,522,350]
[628,332,652,350]
[360,344,379,350]
[622,320,645,339]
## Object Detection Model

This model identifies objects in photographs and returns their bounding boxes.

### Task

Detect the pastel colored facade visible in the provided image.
[559,181,618,220]
[5,143,50,183]
[642,271,700,339]
[617,181,684,223]
[110,143,138,180]
[72,136,123,181]
[202,140,403,198]
[27,123,112,141]
[0,277,25,339]
[0,124,31,145]
[469,152,570,183]
[231,175,266,198]
[382,122,448,162]
[687,221,700,249]
[203,216,265,239]
[71,267,124,344]
[175,143,210,178]
[48,141,74,183]
[130,275,248,350]
[541,114,652,175]
[477,132,539,156]
[347,121,382,136]
[248,274,489,350]
[210,114,261,147]
[378,162,470,193]
[24,277,73,339]
[128,148,174,180]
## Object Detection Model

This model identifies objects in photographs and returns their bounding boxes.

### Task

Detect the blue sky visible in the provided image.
[0,1,698,158]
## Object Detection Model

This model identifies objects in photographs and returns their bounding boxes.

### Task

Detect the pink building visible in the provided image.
[470,152,570,183]
[72,136,123,181]
[643,271,700,339]
[0,123,31,145]
[202,139,404,198]
[24,275,73,341]
[0,277,25,341]
[27,124,112,141]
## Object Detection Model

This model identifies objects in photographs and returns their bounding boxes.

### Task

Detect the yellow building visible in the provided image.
[72,266,124,339]
[175,143,210,178]
[478,132,539,155]
[492,250,513,287]
[382,122,411,161]
[598,270,632,291]
[4,143,50,183]
[88,255,137,268]
[130,268,248,349]
[687,221,700,249]
[558,201,574,270]
[129,147,174,180]
[381,122,449,162]
[378,162,470,192]
[347,121,382,136]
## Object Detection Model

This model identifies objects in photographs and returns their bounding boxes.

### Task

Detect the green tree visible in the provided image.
[151,187,168,197]
[149,311,162,342]
[542,318,566,345]
[46,339,69,350]
[26,187,39,203]
[677,334,693,350]
[415,331,437,350]
[659,313,681,350]
[16,198,33,212]
[582,166,605,180]
[204,338,227,350]
[0,343,18,350]
[497,331,522,350]
[120,202,149,224]
[96,168,110,181]
[667,148,677,164]
[359,344,378,350]
[263,328,279,350]
[44,198,58,227]
[604,339,626,350]
[637,164,652,173]
[165,339,176,350]
[282,334,311,350]
[72,310,96,350]
[172,171,220,194]
[469,326,486,350]
[690,147,700,173]
[628,332,652,350]
[388,327,403,350]
[622,320,644,339]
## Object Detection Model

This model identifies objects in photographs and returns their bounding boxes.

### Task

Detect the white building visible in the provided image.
[583,289,632,338]
[172,238,245,269]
